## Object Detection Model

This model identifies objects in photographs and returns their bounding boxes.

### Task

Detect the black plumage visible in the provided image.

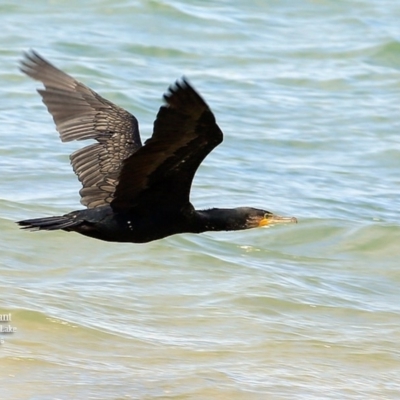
[17,51,296,243]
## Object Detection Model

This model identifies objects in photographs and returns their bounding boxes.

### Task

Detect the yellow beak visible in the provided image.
[259,214,297,227]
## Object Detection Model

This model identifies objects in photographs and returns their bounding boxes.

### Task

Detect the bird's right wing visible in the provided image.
[20,50,142,209]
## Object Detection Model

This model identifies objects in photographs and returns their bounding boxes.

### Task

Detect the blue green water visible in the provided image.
[1,0,399,399]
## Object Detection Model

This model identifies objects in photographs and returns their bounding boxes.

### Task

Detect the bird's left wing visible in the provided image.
[112,78,223,211]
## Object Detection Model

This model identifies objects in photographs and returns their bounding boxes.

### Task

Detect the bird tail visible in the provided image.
[17,215,80,231]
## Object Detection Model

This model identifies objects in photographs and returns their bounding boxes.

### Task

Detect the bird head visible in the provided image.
[242,208,297,229]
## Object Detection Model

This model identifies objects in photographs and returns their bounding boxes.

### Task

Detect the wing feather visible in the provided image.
[20,50,142,208]
[112,78,223,211]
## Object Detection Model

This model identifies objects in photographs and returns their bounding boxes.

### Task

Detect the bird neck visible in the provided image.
[194,208,248,232]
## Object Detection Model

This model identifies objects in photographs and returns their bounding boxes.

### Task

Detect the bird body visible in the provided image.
[18,51,296,243]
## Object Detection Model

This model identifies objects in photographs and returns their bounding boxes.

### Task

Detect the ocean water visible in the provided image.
[1,0,399,398]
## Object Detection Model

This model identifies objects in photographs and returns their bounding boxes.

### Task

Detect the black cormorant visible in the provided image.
[17,51,297,243]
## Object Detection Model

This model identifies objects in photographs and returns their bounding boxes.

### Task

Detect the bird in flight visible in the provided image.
[17,51,297,243]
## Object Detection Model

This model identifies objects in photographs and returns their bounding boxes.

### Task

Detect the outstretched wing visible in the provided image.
[112,78,223,211]
[20,50,142,209]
